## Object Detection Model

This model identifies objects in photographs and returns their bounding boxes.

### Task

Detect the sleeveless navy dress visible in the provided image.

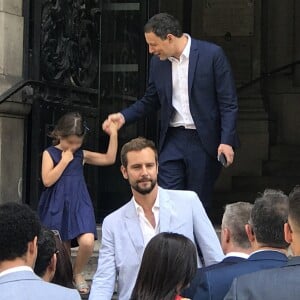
[38,146,97,243]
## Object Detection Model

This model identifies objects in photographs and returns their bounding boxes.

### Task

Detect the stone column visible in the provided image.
[0,0,31,204]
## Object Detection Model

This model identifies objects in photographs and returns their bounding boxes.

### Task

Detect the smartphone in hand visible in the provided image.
[218,153,227,167]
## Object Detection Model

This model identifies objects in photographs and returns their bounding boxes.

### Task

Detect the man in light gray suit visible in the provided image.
[0,202,80,300]
[225,186,300,300]
[89,137,224,300]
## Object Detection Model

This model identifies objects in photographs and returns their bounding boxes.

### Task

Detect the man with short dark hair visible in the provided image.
[186,189,289,300]
[182,202,253,299]
[89,137,224,300]
[225,186,300,300]
[0,202,80,300]
[103,12,239,211]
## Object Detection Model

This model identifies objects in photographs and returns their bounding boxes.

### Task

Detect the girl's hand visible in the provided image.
[61,149,74,164]
[108,121,118,135]
[104,120,118,136]
[102,113,124,135]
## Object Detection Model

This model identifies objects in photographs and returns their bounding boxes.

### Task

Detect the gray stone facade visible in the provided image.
[0,0,30,204]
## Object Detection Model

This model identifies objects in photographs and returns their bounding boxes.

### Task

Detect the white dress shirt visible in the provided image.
[169,34,196,129]
[133,195,160,246]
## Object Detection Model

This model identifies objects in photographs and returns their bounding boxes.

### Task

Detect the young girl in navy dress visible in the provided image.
[38,112,118,294]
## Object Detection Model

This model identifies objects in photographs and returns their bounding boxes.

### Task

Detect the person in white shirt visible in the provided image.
[89,137,224,300]
[102,12,239,212]
[0,202,80,300]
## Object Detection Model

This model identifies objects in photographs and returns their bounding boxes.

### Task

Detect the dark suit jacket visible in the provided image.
[182,256,246,299]
[225,256,300,300]
[184,250,287,300]
[121,39,239,156]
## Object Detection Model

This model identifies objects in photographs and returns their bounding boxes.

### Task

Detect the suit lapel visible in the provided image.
[159,188,172,232]
[162,60,173,107]
[124,200,145,261]
[188,39,199,97]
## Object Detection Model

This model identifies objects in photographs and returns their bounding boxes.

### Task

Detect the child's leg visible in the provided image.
[73,233,94,293]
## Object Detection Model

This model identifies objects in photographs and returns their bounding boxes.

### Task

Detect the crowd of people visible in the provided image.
[1,11,299,300]
[2,179,300,300]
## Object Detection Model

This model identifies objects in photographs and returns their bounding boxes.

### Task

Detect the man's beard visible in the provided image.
[130,178,157,195]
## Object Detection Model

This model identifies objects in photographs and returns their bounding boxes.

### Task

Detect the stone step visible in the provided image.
[232,175,300,194]
[238,95,265,109]
[270,144,300,161]
[71,236,100,282]
[263,160,300,176]
[72,224,221,300]
[71,229,117,299]
[211,190,259,224]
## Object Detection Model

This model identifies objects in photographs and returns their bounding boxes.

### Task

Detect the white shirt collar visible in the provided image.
[225,252,249,259]
[181,33,191,59]
[168,33,191,62]
[133,192,160,213]
[0,266,33,278]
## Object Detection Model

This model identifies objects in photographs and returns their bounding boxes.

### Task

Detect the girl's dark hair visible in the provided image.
[51,234,74,288]
[50,112,87,145]
[34,228,56,277]
[131,232,197,300]
[51,235,75,289]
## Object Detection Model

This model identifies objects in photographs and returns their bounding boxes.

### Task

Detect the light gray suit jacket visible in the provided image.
[0,270,81,300]
[224,257,300,300]
[89,187,224,300]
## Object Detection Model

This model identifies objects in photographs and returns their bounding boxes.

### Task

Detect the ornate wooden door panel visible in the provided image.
[25,0,159,220]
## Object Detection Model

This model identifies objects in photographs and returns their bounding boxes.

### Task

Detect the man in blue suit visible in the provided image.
[225,186,300,300]
[0,202,80,300]
[185,189,289,300]
[182,201,253,299]
[103,13,239,210]
[89,137,224,300]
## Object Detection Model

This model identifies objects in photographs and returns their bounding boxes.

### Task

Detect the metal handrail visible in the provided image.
[1,60,300,104]
[237,60,300,91]
[0,79,98,105]
[0,80,42,105]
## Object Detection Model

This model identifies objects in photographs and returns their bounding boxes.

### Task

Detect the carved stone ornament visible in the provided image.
[40,0,100,88]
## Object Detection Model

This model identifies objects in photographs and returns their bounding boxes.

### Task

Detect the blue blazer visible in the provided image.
[188,250,288,300]
[0,270,81,300]
[225,256,300,300]
[89,187,224,300]
[182,256,246,299]
[122,39,239,156]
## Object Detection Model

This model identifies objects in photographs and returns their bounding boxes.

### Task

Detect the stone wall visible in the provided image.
[189,0,269,192]
[0,0,23,93]
[0,0,31,204]
[265,0,300,146]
